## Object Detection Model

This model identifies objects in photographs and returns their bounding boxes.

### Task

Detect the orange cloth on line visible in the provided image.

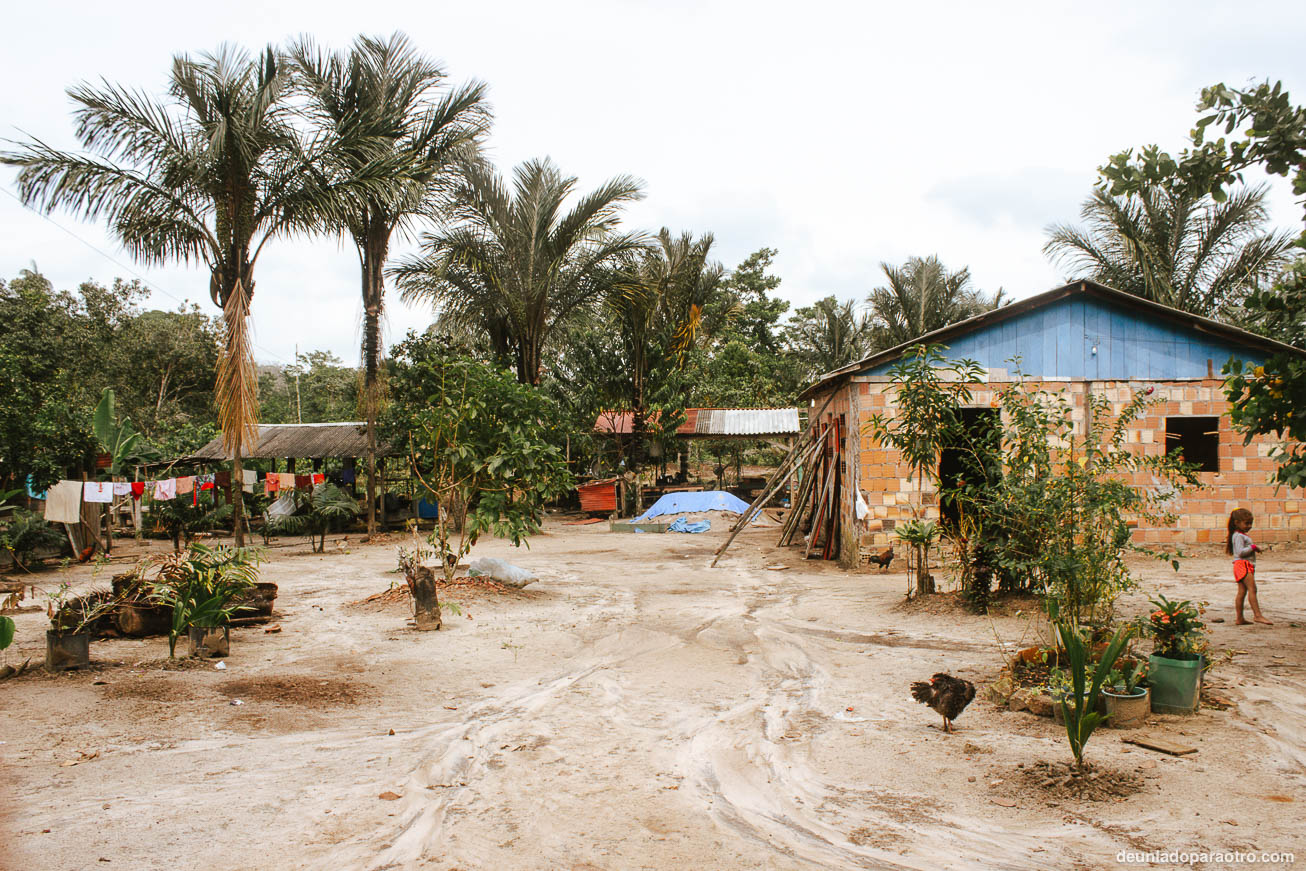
[1233,559,1254,583]
[176,476,195,495]
[265,476,279,495]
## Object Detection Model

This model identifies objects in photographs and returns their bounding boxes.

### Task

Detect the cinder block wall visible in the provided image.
[821,376,1301,552]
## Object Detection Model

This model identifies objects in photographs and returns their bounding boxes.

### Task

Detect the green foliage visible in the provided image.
[0,615,13,651]
[268,483,360,552]
[151,496,233,552]
[865,257,1004,353]
[383,334,572,577]
[46,582,120,636]
[92,388,160,474]
[1147,594,1206,660]
[782,296,872,383]
[1,509,66,570]
[148,544,262,656]
[1056,622,1129,769]
[259,351,361,424]
[1104,660,1148,695]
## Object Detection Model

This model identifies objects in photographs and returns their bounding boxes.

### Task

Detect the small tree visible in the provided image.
[865,345,984,595]
[267,483,360,553]
[383,334,572,583]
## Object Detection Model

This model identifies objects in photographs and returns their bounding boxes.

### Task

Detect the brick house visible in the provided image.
[797,279,1306,568]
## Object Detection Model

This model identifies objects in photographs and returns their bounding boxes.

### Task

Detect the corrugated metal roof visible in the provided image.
[187,422,398,461]
[594,408,800,438]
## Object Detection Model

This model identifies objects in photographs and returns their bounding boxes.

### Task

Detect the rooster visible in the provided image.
[910,673,975,733]
[866,547,894,572]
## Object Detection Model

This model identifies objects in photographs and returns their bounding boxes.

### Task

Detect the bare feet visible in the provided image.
[1236,619,1252,625]
[1254,616,1274,625]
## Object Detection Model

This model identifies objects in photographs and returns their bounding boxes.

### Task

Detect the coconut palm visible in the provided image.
[865,256,1005,352]
[783,296,873,380]
[1044,184,1294,317]
[289,33,490,537]
[2,45,372,544]
[392,157,645,385]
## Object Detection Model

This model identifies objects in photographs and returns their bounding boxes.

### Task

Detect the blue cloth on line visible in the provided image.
[668,516,711,533]
[417,498,439,519]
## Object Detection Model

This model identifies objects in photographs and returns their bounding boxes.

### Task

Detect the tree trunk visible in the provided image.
[232,452,245,547]
[407,564,441,631]
[361,227,388,540]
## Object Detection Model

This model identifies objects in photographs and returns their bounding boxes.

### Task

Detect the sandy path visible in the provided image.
[2,522,1305,870]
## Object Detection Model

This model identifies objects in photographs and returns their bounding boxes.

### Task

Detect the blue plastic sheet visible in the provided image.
[632,490,756,522]
[668,516,711,533]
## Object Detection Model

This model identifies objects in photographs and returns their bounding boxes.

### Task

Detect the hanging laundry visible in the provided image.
[130,482,146,500]
[26,475,47,500]
[83,481,113,503]
[112,482,133,497]
[176,476,195,495]
[341,467,356,484]
[312,473,325,485]
[214,471,231,488]
[295,474,312,489]
[265,475,279,495]
[44,480,83,523]
[278,472,297,490]
[242,469,257,493]
[153,478,177,501]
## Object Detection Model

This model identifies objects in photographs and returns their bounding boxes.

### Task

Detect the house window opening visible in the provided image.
[939,407,1002,527]
[1165,416,1220,473]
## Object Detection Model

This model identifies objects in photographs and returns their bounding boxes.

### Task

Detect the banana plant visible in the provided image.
[92,388,160,475]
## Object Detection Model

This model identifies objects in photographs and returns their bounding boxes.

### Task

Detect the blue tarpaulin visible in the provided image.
[668,516,711,533]
[633,490,758,523]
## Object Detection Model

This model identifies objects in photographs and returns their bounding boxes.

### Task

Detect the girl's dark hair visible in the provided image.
[1227,508,1254,555]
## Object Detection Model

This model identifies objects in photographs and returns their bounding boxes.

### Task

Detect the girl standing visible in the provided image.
[1228,508,1272,625]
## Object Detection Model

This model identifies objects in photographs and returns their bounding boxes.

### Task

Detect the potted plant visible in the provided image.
[1145,594,1206,714]
[149,544,261,658]
[45,583,119,671]
[1101,659,1150,728]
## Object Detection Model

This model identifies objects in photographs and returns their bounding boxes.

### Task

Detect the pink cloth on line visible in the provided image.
[153,479,176,501]
[176,477,195,495]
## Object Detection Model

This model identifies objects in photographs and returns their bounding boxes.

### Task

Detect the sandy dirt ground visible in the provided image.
[2,518,1304,871]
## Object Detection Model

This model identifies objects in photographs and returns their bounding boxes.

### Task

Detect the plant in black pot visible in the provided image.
[44,582,119,671]
[1101,659,1150,728]
[1145,594,1206,714]
[149,544,261,658]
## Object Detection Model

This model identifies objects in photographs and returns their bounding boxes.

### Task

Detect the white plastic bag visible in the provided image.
[468,557,538,588]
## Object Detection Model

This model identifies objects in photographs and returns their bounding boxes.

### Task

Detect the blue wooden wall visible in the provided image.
[863,295,1264,379]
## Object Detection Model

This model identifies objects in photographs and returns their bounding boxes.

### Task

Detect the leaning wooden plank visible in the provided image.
[1122,735,1198,756]
[709,438,816,567]
[804,462,837,560]
[779,451,821,546]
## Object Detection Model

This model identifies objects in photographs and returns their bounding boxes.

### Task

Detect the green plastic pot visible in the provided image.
[1148,654,1203,714]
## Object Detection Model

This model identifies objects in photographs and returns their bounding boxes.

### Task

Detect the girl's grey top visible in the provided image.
[1231,530,1256,563]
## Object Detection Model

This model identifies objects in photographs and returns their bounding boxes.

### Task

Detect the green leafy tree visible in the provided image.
[382,334,572,581]
[91,388,160,476]
[783,296,872,382]
[268,483,360,552]
[865,256,1004,352]
[1044,184,1292,316]
[290,33,490,538]
[259,351,360,424]
[393,156,646,385]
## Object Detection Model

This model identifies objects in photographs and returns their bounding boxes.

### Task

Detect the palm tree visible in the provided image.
[2,46,365,544]
[783,296,872,380]
[289,33,490,537]
[1044,185,1294,316]
[392,157,645,385]
[865,256,1004,352]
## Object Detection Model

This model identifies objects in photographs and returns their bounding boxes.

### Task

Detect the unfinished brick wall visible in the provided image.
[818,376,1302,553]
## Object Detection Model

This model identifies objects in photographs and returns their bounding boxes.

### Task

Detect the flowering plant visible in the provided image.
[1147,594,1205,659]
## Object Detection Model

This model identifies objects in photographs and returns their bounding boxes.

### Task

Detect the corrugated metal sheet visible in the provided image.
[187,423,396,460]
[577,478,619,512]
[593,408,800,438]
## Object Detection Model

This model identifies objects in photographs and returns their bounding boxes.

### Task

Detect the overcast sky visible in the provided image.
[4,1,1304,369]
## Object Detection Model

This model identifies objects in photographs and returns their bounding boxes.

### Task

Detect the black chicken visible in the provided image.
[910,673,975,733]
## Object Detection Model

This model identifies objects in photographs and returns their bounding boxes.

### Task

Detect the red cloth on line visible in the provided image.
[130,482,145,500]
[295,474,312,489]
[265,476,279,495]
[312,473,325,485]
[1233,559,1254,583]
[200,481,214,491]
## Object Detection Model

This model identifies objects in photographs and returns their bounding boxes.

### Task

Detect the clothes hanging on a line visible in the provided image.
[153,479,176,500]
[278,472,297,490]
[242,470,257,493]
[312,473,325,485]
[112,482,133,497]
[176,476,195,495]
[44,480,83,523]
[83,482,113,503]
[131,482,145,500]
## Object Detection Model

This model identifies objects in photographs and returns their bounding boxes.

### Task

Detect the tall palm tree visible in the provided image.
[783,296,872,380]
[865,256,1004,352]
[392,157,645,385]
[289,33,491,537]
[1044,184,1294,316]
[2,46,366,544]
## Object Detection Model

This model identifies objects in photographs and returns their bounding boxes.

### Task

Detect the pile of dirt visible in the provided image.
[218,676,364,708]
[1012,760,1146,802]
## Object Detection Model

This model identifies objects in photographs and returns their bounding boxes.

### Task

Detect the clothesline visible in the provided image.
[41,472,329,525]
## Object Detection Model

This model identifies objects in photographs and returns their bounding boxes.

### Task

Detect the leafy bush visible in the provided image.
[267,483,359,552]
[1,509,66,569]
[151,496,232,552]
[147,544,262,656]
[1146,594,1206,660]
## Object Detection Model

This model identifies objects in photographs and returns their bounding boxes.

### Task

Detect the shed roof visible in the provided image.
[187,422,397,461]
[594,407,801,438]
[798,279,1306,401]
